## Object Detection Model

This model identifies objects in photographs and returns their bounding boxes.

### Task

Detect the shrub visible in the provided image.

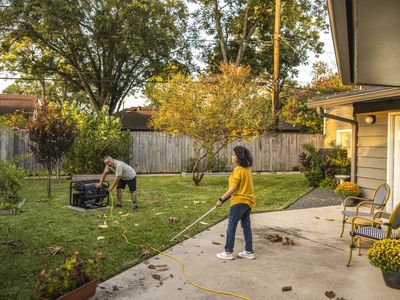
[335,182,361,199]
[368,240,400,272]
[63,105,131,174]
[320,177,339,190]
[299,143,352,187]
[28,103,78,199]
[304,169,324,187]
[0,160,26,206]
[37,252,104,300]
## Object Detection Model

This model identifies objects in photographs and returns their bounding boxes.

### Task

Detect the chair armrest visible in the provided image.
[355,201,376,213]
[350,216,384,231]
[343,196,369,210]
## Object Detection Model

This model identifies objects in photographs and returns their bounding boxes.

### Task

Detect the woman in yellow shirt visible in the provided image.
[216,146,255,260]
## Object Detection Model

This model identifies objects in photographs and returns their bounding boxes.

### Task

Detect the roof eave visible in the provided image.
[307,87,400,109]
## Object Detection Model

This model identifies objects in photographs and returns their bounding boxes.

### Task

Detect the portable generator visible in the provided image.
[69,180,109,209]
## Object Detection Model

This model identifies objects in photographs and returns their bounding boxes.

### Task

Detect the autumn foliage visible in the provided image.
[149,64,273,184]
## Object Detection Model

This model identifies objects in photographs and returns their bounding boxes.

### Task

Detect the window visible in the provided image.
[336,129,352,157]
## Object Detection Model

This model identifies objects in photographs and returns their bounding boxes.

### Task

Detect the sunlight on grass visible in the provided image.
[0,174,308,299]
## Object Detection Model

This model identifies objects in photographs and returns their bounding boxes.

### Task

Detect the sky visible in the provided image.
[0,26,337,109]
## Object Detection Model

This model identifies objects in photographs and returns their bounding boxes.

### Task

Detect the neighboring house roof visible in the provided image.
[117,106,155,131]
[307,87,400,109]
[327,0,400,86]
[0,94,37,115]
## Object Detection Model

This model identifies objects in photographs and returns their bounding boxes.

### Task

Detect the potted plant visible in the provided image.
[335,182,361,203]
[368,239,400,289]
[37,251,104,300]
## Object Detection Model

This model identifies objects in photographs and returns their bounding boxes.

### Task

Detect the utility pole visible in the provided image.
[272,0,281,117]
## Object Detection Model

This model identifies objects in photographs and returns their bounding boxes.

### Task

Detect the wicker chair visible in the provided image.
[347,202,400,267]
[340,183,390,237]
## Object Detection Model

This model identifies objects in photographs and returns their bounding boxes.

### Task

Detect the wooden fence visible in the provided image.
[0,128,323,174]
[129,131,324,173]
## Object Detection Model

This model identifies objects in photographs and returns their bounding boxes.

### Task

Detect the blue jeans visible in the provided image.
[225,204,253,253]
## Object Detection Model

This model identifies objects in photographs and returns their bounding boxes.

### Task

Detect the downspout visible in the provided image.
[317,107,358,183]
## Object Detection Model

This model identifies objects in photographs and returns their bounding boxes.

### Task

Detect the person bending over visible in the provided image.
[97,156,138,210]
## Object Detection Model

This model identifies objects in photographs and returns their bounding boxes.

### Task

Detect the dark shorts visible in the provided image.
[117,177,136,192]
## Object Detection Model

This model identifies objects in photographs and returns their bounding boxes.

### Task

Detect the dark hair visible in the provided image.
[233,146,253,167]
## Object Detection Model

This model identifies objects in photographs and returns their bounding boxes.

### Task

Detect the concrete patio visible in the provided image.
[92,206,400,300]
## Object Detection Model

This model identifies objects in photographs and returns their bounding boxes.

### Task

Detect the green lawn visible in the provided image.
[0,174,309,299]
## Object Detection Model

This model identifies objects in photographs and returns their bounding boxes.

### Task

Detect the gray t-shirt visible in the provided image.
[105,159,136,180]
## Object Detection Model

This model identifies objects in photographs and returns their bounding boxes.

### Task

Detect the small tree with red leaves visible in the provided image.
[28,103,78,199]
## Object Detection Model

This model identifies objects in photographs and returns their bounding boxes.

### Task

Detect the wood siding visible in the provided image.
[324,105,353,147]
[356,112,388,198]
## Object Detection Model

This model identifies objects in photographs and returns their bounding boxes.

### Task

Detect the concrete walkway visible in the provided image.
[92,206,400,300]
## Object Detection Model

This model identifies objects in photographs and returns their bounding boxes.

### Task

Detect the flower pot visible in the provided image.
[56,279,98,300]
[382,270,400,289]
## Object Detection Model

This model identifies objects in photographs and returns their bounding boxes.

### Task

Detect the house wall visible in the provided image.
[356,112,388,198]
[324,105,353,147]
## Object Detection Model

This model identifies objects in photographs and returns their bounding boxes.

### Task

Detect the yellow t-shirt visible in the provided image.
[229,166,255,208]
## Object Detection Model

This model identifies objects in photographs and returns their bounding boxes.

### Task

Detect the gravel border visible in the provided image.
[286,188,343,210]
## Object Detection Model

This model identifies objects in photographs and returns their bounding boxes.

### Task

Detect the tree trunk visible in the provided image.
[47,166,52,199]
[212,0,228,64]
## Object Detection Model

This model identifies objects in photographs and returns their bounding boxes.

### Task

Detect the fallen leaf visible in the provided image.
[325,291,336,299]
[157,267,169,272]
[325,219,335,222]
[97,236,105,240]
[168,217,179,224]
[98,221,108,229]
[135,223,139,227]
[282,237,295,246]
[151,273,161,280]
[122,213,131,217]
[315,216,320,219]
[201,201,206,204]
[46,246,63,256]
[199,221,208,225]
[170,274,174,278]
[112,221,119,225]
[211,241,221,245]
[140,245,151,258]
[193,201,200,204]
[112,285,119,291]
[184,206,188,209]
[154,212,163,216]
[336,297,346,300]
[155,264,168,268]
[118,212,123,214]
[143,260,150,265]
[282,286,292,292]
[267,234,283,242]
[148,264,156,269]
[183,234,192,239]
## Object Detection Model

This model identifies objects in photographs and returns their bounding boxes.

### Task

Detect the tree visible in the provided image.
[149,64,274,185]
[0,0,191,114]
[281,62,355,133]
[192,0,327,82]
[62,104,131,174]
[28,103,78,198]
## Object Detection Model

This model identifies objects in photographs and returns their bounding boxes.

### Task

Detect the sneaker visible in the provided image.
[237,250,255,260]
[216,251,234,260]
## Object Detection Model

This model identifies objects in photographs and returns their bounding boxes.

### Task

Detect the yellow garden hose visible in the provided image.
[107,193,251,300]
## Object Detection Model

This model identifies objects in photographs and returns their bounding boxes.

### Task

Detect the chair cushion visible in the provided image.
[353,226,398,240]
[342,210,373,218]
